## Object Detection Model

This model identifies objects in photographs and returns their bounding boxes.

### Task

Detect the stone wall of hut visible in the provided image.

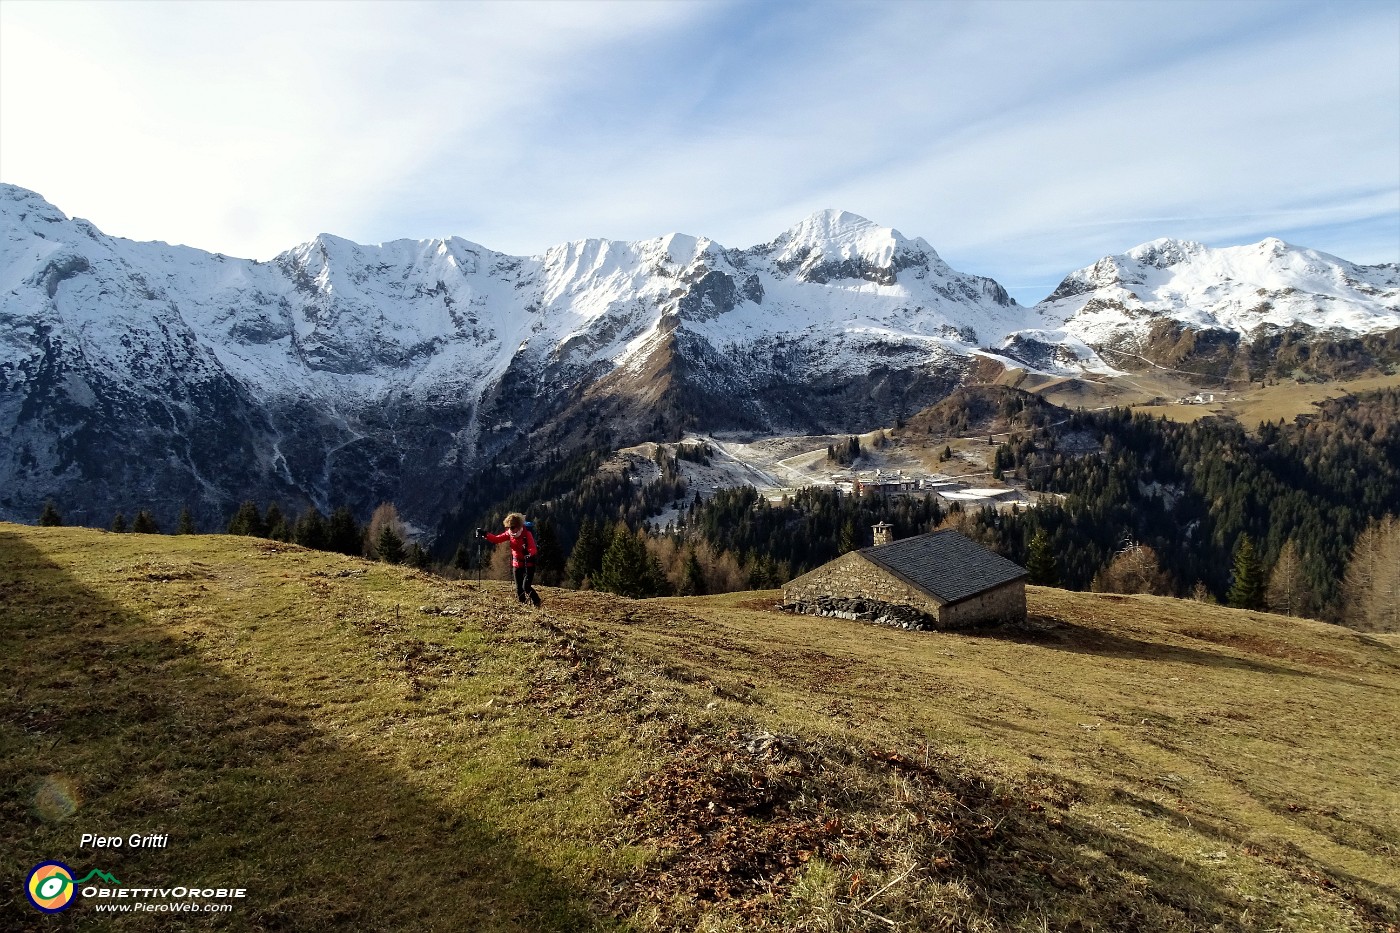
[939,580,1026,627]
[781,552,1027,631]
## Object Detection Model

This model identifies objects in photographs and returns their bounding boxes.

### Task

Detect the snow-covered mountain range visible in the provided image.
[1034,237,1400,361]
[2,183,1396,536]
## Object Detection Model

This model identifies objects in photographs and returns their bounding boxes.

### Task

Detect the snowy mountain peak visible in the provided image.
[3,181,1398,536]
[1038,236,1400,345]
[785,208,880,239]
[1125,238,1207,269]
[761,209,938,287]
[0,183,69,227]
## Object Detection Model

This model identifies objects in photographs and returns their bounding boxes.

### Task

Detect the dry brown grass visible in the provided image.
[4,525,1397,931]
[1225,373,1400,428]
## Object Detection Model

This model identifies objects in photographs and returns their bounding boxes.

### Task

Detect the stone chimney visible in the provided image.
[872,521,893,547]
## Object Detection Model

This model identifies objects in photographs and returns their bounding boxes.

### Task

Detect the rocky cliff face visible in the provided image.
[5,185,1396,536]
[0,189,1038,535]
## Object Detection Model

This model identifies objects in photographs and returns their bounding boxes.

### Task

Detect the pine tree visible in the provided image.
[1265,539,1310,617]
[680,550,707,596]
[227,501,265,537]
[452,542,472,572]
[1227,535,1265,610]
[177,507,196,535]
[376,524,406,564]
[406,542,431,569]
[595,526,660,598]
[264,503,290,542]
[38,500,62,526]
[533,518,566,586]
[326,507,363,556]
[293,507,327,550]
[110,512,128,533]
[131,510,160,534]
[1026,528,1058,586]
[365,502,408,560]
[567,518,606,588]
[643,546,671,597]
[838,519,856,554]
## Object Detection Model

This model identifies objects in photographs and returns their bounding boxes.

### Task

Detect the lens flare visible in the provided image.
[32,775,80,821]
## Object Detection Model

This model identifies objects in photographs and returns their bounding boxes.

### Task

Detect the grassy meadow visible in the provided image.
[3,524,1397,931]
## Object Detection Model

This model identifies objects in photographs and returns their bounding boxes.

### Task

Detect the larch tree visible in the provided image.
[1265,539,1311,618]
[365,502,409,561]
[1344,516,1400,632]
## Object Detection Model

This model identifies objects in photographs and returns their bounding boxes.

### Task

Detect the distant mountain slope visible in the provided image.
[3,184,1396,534]
[0,187,1040,533]
[1026,237,1400,377]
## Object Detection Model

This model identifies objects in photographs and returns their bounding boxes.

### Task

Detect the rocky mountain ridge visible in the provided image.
[2,184,1396,536]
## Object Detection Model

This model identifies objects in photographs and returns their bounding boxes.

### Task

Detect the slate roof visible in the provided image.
[859,530,1026,605]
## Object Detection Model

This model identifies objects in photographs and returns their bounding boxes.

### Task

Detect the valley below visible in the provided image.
[608,369,1400,530]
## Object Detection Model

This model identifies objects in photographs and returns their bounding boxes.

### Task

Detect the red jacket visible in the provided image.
[485,527,537,568]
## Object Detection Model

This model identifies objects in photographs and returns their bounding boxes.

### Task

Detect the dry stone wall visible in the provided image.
[780,594,935,631]
[782,552,945,631]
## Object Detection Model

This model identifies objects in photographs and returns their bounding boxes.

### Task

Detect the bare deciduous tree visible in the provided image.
[1344,516,1400,632]
[1266,539,1312,618]
[365,502,409,561]
[1092,542,1172,596]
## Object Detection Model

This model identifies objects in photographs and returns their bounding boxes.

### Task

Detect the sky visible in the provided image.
[1,0,1397,305]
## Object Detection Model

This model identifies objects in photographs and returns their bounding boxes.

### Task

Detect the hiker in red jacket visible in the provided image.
[481,512,542,607]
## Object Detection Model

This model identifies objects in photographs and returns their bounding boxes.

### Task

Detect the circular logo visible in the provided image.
[26,861,76,913]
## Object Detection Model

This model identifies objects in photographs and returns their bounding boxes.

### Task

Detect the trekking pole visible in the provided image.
[476,528,484,587]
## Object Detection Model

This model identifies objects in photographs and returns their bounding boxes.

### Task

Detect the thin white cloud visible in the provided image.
[0,0,709,256]
[1,0,1395,305]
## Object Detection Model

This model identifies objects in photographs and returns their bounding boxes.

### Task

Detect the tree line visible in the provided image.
[957,389,1400,624]
[36,498,435,570]
[31,388,1400,631]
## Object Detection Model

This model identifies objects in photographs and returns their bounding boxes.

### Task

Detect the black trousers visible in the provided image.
[514,564,541,606]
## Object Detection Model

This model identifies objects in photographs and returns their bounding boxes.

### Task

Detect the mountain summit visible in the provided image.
[1038,236,1400,349]
[0,185,1031,532]
[1,183,1396,534]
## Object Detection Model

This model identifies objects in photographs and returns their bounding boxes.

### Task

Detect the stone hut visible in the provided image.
[782,527,1027,631]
